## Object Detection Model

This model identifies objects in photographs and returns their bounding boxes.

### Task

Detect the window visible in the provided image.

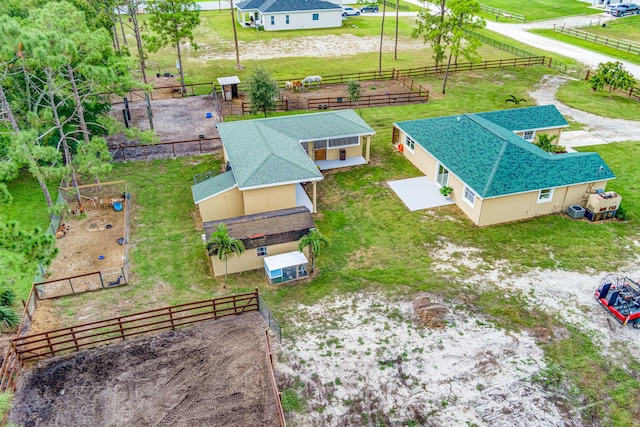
[270,16,274,25]
[313,140,327,150]
[312,13,319,20]
[328,136,358,148]
[257,246,267,257]
[523,130,535,141]
[286,15,290,24]
[298,264,307,277]
[405,135,416,152]
[436,164,449,187]
[463,186,476,207]
[537,188,554,203]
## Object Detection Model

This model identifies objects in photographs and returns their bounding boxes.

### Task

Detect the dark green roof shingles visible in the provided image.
[395,107,614,198]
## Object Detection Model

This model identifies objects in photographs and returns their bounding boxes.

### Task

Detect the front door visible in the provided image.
[314,140,327,161]
[436,164,449,187]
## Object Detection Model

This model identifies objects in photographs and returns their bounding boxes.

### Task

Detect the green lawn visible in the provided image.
[579,14,640,43]
[556,77,640,120]
[479,0,603,20]
[532,28,640,65]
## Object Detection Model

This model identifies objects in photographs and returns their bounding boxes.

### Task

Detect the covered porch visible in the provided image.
[264,251,309,285]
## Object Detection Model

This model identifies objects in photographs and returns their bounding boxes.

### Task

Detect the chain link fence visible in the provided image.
[258,294,282,344]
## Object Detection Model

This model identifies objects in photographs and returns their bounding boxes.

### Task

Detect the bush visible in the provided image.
[439,185,453,197]
[616,203,628,221]
[0,306,19,331]
[0,289,16,307]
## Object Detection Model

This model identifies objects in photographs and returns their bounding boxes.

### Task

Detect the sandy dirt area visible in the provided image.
[275,239,640,426]
[9,312,280,427]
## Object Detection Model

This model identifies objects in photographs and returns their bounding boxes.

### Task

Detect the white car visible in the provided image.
[341,6,361,16]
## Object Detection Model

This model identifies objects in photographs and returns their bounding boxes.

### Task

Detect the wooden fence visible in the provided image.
[109,82,216,105]
[480,4,526,22]
[553,25,640,55]
[265,331,287,427]
[393,56,548,78]
[308,91,428,110]
[0,290,260,392]
[109,136,222,161]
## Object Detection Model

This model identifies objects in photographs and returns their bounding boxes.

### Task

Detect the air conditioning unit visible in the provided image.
[567,205,585,219]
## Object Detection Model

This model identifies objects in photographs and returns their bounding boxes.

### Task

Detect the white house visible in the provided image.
[235,0,343,31]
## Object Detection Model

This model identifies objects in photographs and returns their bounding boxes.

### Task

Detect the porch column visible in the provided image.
[365,135,371,163]
[313,182,317,213]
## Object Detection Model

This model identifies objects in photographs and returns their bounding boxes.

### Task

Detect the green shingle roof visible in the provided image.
[217,110,375,189]
[395,108,615,198]
[476,105,569,132]
[191,171,237,204]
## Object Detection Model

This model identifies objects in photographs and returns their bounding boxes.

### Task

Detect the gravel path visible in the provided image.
[529,74,640,145]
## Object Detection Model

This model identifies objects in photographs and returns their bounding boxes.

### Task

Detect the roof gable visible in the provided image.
[217,110,375,189]
[191,171,237,204]
[236,0,340,12]
[395,107,615,198]
[476,105,569,132]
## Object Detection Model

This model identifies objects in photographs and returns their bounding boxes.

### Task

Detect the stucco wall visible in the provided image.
[262,11,342,31]
[198,187,244,223]
[324,143,362,161]
[477,181,610,226]
[210,242,308,276]
[243,184,297,215]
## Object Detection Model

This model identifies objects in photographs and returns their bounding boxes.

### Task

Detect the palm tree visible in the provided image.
[505,94,527,106]
[206,223,245,289]
[298,229,328,273]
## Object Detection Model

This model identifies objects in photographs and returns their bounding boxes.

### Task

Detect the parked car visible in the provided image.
[360,4,379,12]
[609,3,639,16]
[341,6,361,16]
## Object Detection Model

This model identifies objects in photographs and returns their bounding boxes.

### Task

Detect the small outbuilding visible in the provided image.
[263,251,309,284]
[203,206,315,277]
[217,76,241,101]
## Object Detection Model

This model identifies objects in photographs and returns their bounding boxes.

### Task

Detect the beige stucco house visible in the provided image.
[393,105,616,227]
[192,109,375,224]
[193,109,375,277]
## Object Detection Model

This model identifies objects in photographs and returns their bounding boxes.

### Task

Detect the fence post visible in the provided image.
[71,327,79,352]
[46,332,55,357]
[118,317,125,341]
[169,307,175,330]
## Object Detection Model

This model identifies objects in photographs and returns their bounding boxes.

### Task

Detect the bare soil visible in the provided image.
[9,312,280,427]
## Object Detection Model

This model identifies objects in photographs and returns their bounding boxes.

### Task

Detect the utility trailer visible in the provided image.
[594,274,640,329]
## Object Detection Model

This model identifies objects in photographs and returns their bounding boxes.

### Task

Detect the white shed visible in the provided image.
[263,251,309,284]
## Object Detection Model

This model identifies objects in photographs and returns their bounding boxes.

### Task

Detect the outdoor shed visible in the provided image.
[263,251,309,284]
[217,76,240,101]
[203,206,315,276]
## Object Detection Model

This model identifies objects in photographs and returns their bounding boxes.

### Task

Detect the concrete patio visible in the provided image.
[387,176,455,211]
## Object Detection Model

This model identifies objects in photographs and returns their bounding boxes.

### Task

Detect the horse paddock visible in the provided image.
[9,312,280,427]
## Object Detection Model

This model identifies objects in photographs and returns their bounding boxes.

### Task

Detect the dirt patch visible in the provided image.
[277,292,576,426]
[48,205,125,283]
[280,79,433,110]
[10,312,280,427]
[109,94,222,143]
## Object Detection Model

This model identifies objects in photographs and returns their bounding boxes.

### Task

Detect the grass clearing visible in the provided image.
[556,78,640,120]
[479,0,602,20]
[531,28,640,65]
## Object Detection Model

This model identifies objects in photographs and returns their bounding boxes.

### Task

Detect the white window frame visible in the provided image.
[312,13,319,21]
[257,246,268,257]
[537,188,554,204]
[463,186,476,208]
[270,15,274,25]
[286,15,290,24]
[523,130,535,141]
[405,135,416,153]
